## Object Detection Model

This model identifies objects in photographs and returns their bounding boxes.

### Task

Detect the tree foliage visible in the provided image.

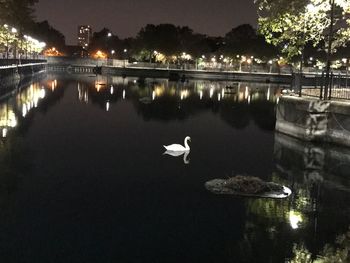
[30,20,65,49]
[134,24,212,61]
[221,24,278,59]
[89,28,122,54]
[0,0,38,31]
[256,0,350,60]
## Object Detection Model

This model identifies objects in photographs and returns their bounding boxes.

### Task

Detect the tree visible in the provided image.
[30,20,65,50]
[256,0,350,96]
[0,0,38,31]
[0,24,17,58]
[135,24,181,60]
[89,28,122,55]
[257,1,324,59]
[256,0,350,57]
[222,24,278,59]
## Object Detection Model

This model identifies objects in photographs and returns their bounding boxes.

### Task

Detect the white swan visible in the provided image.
[163,136,191,152]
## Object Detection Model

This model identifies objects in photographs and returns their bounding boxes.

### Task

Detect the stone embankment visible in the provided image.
[276,96,350,147]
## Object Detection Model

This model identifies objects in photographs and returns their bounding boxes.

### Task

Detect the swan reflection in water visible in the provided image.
[163,150,190,164]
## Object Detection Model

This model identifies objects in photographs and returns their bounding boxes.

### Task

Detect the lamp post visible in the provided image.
[268,60,273,73]
[123,49,127,67]
[24,35,28,59]
[3,24,9,61]
[239,56,246,72]
[11,27,17,60]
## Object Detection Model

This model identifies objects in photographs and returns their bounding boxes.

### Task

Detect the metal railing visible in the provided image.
[299,71,350,101]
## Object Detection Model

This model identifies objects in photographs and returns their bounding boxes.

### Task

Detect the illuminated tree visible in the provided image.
[256,0,350,59]
[0,24,18,58]
[256,0,350,97]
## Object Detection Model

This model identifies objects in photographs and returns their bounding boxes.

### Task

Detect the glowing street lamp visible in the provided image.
[11,28,18,59]
[268,60,273,73]
[123,49,128,67]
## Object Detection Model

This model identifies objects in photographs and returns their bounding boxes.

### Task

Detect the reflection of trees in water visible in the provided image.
[134,93,216,122]
[83,84,122,110]
[219,100,251,129]
[14,79,67,135]
[77,77,281,129]
[216,99,277,131]
[290,227,350,262]
[223,132,350,262]
[249,100,276,131]
[272,133,350,262]
[0,135,29,209]
[131,81,216,122]
[0,76,66,209]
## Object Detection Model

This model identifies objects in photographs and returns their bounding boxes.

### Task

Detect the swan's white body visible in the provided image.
[163,136,191,152]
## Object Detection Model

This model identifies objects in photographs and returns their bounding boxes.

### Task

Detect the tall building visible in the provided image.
[78,25,92,49]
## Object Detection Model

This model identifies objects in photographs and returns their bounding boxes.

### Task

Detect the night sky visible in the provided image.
[35,0,258,45]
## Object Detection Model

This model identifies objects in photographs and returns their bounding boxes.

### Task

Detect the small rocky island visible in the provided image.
[205,176,292,199]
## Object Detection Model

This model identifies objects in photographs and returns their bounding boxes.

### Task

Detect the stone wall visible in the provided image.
[276,96,350,147]
[0,62,46,92]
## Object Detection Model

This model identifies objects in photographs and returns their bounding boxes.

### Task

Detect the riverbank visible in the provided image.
[0,60,47,93]
[46,57,292,83]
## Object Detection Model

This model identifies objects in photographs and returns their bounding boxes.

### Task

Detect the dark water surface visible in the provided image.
[0,74,349,262]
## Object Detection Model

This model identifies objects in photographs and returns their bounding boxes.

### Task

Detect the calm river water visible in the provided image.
[0,73,349,262]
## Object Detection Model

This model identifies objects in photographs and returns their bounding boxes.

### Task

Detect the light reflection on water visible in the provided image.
[0,78,58,138]
[0,74,348,262]
[80,75,282,106]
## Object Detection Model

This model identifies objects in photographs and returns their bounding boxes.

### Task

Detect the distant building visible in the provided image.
[78,25,92,49]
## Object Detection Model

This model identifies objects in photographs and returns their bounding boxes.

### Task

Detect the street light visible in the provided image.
[12,27,17,59]
[268,60,273,73]
[123,49,128,67]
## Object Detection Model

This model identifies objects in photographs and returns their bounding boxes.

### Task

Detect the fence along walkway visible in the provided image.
[300,71,350,101]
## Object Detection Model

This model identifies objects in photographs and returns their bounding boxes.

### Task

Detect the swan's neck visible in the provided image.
[184,138,190,150]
